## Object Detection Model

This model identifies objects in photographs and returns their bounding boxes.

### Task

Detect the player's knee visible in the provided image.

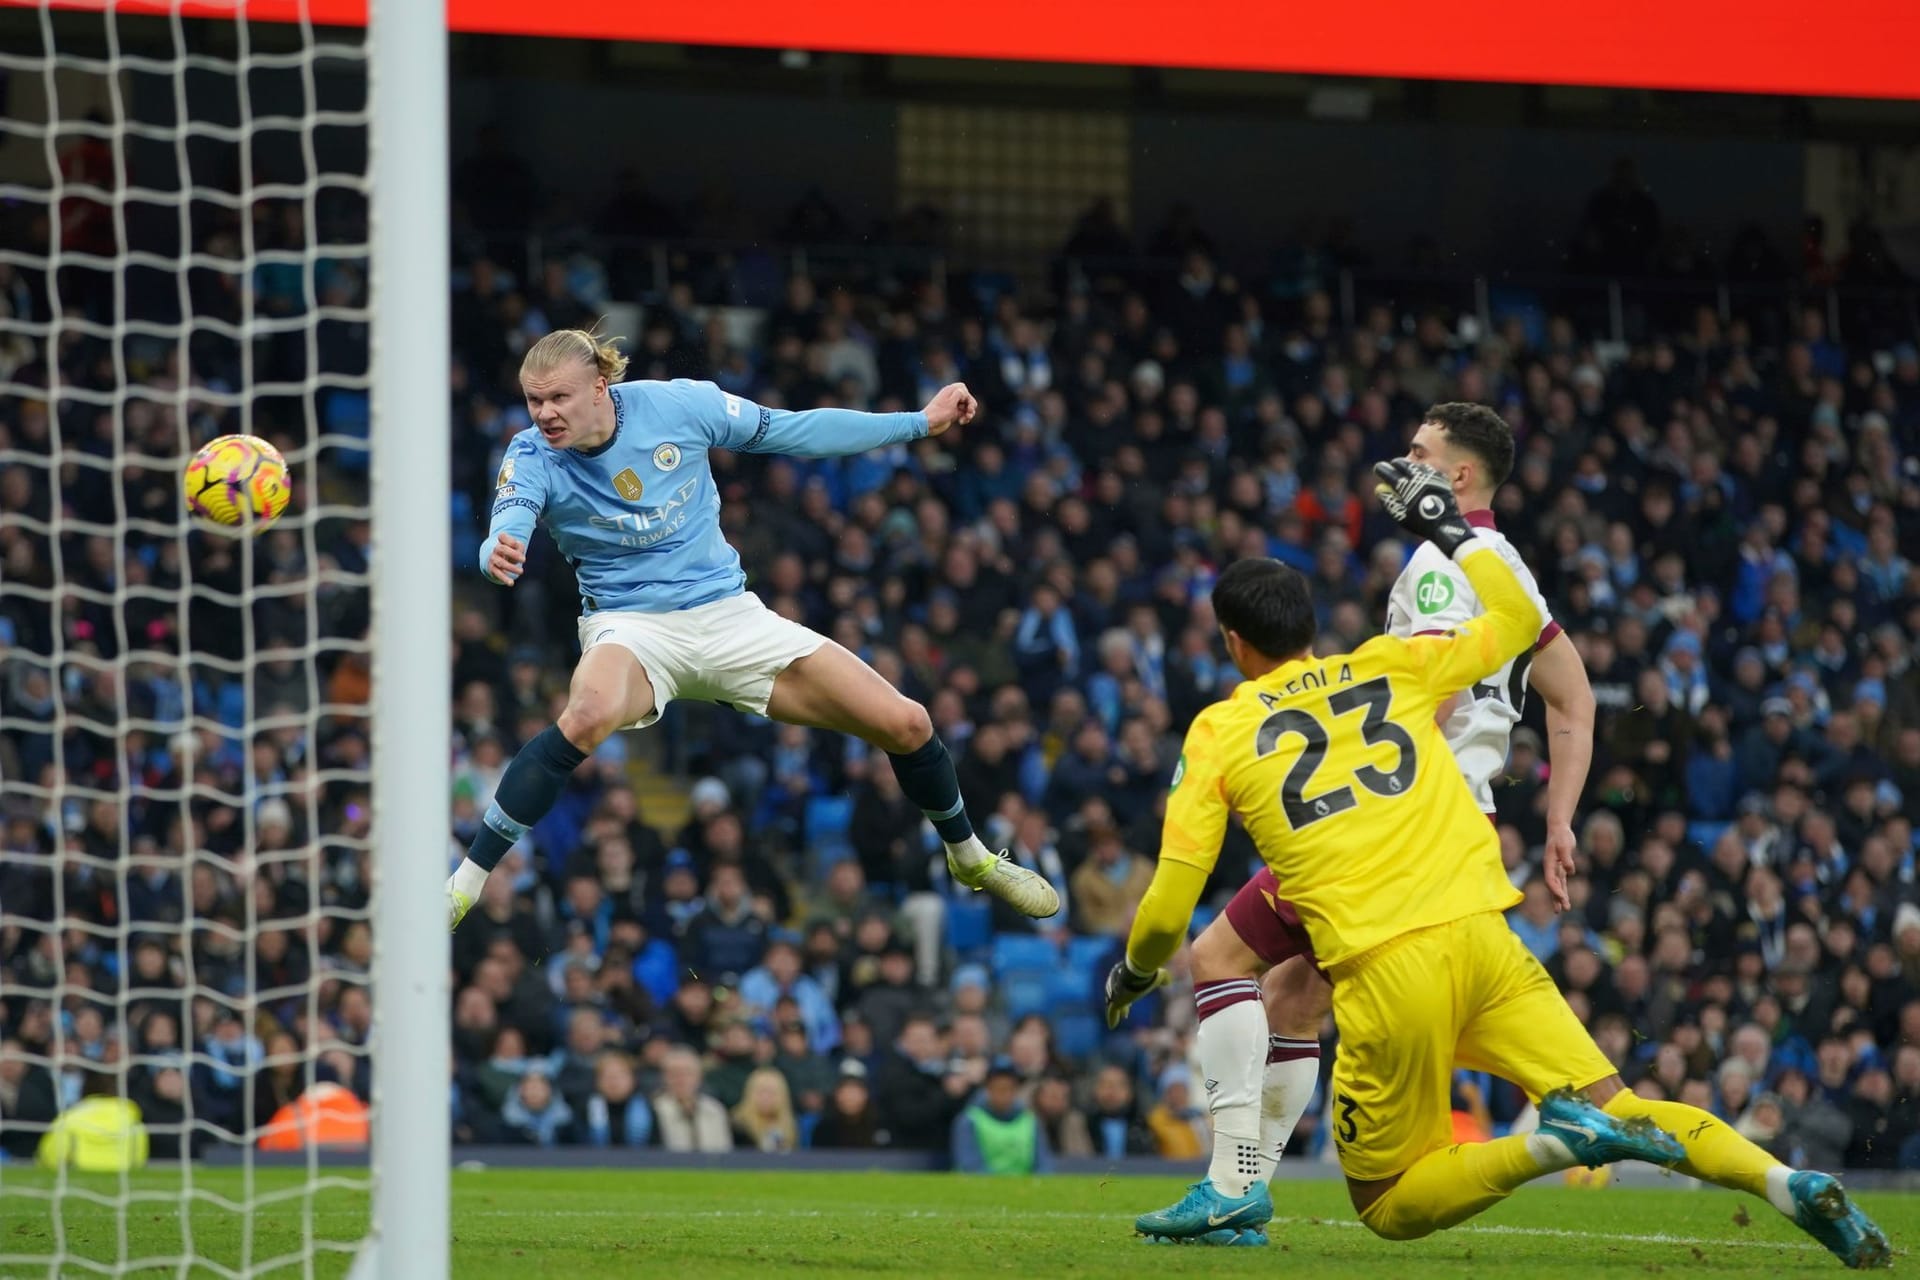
[1359,1209,1429,1242]
[1190,918,1258,982]
[1349,1178,1414,1236]
[556,697,622,751]
[873,697,931,756]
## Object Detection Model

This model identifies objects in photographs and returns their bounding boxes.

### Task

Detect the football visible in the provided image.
[183,433,290,531]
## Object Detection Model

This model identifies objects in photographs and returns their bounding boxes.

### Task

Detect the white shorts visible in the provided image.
[578,593,826,729]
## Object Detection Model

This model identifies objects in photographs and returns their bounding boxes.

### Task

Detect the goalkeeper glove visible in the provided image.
[1373,458,1476,558]
[1104,959,1171,1029]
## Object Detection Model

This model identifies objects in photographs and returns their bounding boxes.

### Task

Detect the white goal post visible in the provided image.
[365,0,452,1273]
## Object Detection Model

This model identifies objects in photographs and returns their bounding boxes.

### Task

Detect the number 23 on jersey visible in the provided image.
[1254,676,1418,830]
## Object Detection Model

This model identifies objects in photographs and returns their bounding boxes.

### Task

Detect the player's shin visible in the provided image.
[1358,1134,1568,1241]
[1600,1091,1790,1214]
[1257,1036,1321,1180]
[454,723,589,898]
[887,732,978,853]
[1195,980,1268,1197]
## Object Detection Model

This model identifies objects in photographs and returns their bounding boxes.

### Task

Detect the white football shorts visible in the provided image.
[577,591,826,728]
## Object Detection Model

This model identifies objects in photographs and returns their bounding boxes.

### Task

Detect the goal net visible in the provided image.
[0,2,448,1276]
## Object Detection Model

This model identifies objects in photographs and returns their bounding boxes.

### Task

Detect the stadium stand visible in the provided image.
[4,156,1920,1169]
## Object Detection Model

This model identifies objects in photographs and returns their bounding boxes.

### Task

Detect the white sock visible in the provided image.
[944,835,992,872]
[1195,983,1266,1198]
[1256,1037,1321,1180]
[1525,1130,1578,1173]
[451,857,489,901]
[1764,1164,1797,1218]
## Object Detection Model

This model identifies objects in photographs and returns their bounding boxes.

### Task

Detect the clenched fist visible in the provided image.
[922,383,978,436]
[486,533,527,585]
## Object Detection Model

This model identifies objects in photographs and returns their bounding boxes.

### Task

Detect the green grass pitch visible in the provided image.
[0,1167,1911,1277]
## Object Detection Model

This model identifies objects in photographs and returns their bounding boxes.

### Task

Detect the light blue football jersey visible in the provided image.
[482,379,926,615]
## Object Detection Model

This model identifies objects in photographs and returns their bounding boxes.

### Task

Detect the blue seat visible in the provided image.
[1065,935,1111,978]
[1188,905,1219,937]
[1686,820,1731,853]
[1002,970,1051,1020]
[216,682,248,729]
[1054,1011,1102,1062]
[1488,288,1548,348]
[947,897,992,956]
[805,795,854,847]
[323,390,371,471]
[1046,966,1091,1007]
[991,934,1060,977]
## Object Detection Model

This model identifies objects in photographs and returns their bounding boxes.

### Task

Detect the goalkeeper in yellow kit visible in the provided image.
[1108,461,1889,1269]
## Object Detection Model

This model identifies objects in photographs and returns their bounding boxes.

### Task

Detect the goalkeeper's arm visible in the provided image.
[1123,860,1210,976]
[1435,542,1543,688]
[1107,713,1229,1026]
[1373,459,1539,694]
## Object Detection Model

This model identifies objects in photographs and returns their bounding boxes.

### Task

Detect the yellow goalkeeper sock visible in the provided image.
[1359,1136,1555,1241]
[1601,1090,1787,1208]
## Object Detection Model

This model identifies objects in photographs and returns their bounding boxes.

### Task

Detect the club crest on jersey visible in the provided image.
[1415,570,1455,614]
[652,443,681,472]
[495,456,515,489]
[612,468,645,502]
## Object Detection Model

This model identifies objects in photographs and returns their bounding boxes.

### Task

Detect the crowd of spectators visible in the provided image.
[4,133,1920,1173]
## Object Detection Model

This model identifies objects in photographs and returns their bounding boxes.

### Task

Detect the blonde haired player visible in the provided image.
[1108,461,1888,1269]
[446,329,1058,929]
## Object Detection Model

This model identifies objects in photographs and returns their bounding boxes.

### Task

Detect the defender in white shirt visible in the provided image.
[1178,402,1598,1184]
[1383,507,1562,813]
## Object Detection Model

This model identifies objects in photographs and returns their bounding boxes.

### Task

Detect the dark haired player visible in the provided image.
[1109,462,1886,1269]
[1149,404,1597,1211]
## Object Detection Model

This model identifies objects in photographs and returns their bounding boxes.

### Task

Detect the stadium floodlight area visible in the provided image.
[0,1,448,1275]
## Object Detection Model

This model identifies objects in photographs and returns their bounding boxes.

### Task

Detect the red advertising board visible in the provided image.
[20,0,1920,101]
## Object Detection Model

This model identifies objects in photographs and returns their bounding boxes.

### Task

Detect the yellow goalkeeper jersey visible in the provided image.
[1160,543,1538,969]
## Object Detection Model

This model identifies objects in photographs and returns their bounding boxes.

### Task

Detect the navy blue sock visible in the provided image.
[888,733,974,845]
[466,724,589,871]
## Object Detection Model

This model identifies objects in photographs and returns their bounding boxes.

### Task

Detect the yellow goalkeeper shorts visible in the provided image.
[1327,910,1617,1183]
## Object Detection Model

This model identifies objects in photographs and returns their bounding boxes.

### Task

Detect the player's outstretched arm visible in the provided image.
[1374,459,1540,693]
[688,379,975,460]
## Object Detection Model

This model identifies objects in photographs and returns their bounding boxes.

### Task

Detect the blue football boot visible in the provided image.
[1134,1179,1272,1245]
[1787,1171,1892,1269]
[1536,1088,1685,1168]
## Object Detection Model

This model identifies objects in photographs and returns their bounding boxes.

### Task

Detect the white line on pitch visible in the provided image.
[449,1205,1829,1252]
